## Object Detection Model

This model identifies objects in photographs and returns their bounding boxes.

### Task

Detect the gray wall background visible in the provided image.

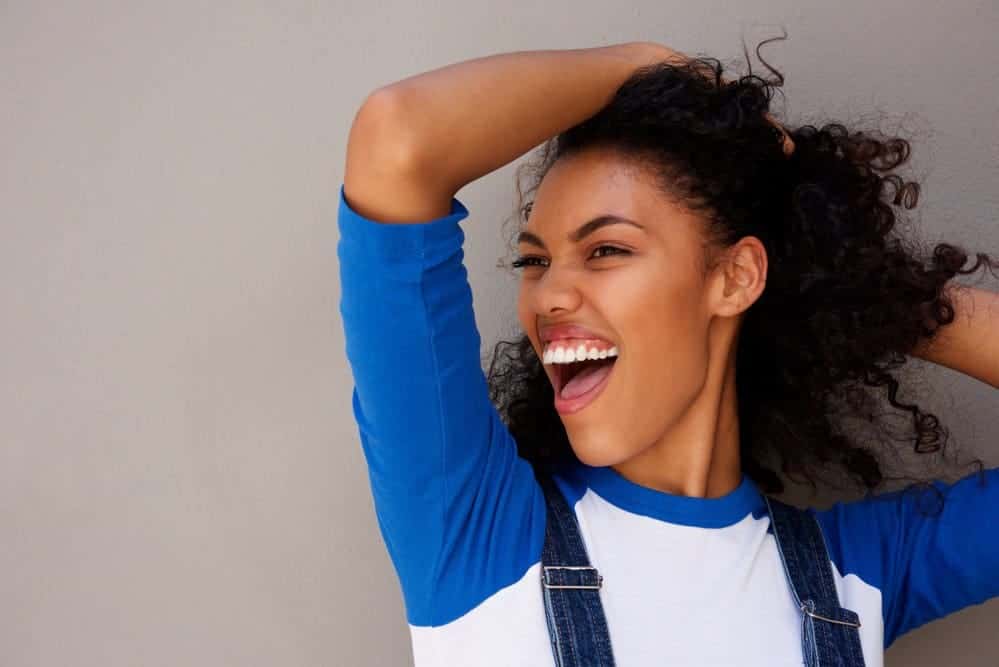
[2,1,997,665]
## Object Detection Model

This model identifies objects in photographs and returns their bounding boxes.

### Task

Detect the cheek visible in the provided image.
[617,279,710,399]
[611,269,704,342]
[648,267,705,330]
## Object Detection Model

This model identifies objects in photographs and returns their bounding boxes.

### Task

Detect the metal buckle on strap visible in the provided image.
[800,600,862,628]
[542,566,603,590]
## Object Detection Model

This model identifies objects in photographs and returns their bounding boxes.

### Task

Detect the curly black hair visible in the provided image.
[485,34,998,513]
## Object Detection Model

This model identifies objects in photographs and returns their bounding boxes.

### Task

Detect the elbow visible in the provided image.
[347,87,425,177]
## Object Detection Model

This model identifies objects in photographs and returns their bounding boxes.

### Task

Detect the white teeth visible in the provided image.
[542,342,619,365]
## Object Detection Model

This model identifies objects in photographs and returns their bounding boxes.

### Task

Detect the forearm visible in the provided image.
[371,42,683,192]
[910,285,999,388]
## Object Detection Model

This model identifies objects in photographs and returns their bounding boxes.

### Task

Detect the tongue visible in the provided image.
[560,359,615,400]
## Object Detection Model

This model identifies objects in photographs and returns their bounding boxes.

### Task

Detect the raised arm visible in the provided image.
[909,285,999,388]
[339,43,683,627]
[343,41,686,222]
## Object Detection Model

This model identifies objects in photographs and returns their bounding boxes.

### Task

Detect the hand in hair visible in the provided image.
[639,41,795,156]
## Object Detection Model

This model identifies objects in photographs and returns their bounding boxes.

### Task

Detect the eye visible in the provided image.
[590,245,629,259]
[510,255,546,269]
[510,245,631,270]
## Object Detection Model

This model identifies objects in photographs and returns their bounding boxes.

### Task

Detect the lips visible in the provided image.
[539,322,615,345]
[537,322,619,414]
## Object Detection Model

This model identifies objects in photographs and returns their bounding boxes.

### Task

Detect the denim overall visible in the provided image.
[536,472,866,666]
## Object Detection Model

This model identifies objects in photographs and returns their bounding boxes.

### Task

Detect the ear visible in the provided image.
[711,236,768,317]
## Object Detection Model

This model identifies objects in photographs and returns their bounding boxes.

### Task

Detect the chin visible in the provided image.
[566,431,634,468]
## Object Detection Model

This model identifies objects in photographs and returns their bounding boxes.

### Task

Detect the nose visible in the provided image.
[528,264,583,315]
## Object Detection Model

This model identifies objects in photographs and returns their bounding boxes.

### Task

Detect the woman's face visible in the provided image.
[515,147,722,468]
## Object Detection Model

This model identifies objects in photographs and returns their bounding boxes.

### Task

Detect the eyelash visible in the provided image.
[510,245,630,269]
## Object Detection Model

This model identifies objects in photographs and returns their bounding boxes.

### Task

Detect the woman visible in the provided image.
[338,38,999,665]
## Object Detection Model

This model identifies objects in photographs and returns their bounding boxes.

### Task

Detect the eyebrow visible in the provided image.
[516,215,645,250]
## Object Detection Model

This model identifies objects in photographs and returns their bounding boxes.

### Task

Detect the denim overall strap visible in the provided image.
[537,472,616,667]
[764,495,866,667]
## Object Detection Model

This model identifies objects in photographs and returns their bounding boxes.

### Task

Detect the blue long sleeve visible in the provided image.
[336,185,546,627]
[813,465,999,649]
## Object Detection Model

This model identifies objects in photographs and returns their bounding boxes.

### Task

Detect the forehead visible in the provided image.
[526,148,701,240]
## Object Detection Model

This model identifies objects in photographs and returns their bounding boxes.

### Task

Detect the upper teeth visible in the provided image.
[543,342,618,365]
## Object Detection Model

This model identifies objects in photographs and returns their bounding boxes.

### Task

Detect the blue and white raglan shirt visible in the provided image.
[336,183,999,666]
